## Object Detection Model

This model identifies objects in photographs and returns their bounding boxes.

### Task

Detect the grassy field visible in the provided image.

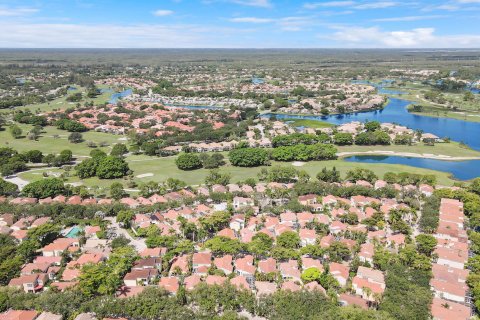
[0,85,114,115]
[18,150,460,194]
[281,119,334,129]
[0,124,126,157]
[384,82,480,123]
[336,142,480,158]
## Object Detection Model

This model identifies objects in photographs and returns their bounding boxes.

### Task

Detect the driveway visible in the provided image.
[105,217,147,251]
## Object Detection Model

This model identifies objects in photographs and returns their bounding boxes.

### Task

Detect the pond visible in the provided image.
[344,155,480,180]
[262,97,480,151]
[109,89,133,104]
[165,105,223,110]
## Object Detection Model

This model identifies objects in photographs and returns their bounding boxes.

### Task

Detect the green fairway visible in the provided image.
[336,142,480,158]
[0,85,114,115]
[0,124,126,156]
[18,153,459,194]
[281,119,334,129]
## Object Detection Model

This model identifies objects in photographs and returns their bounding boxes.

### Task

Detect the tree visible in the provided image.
[56,119,87,132]
[248,232,273,257]
[110,143,128,157]
[333,132,353,145]
[276,231,300,249]
[165,178,186,191]
[76,158,98,179]
[78,246,138,296]
[96,156,130,179]
[464,91,475,101]
[266,166,298,183]
[111,235,131,249]
[0,179,18,196]
[317,167,341,183]
[199,211,231,234]
[68,132,83,143]
[328,241,350,262]
[27,223,61,246]
[110,182,125,200]
[24,150,43,163]
[9,125,22,139]
[205,169,231,186]
[22,178,65,199]
[365,121,381,132]
[415,234,437,256]
[57,149,73,164]
[116,210,135,228]
[301,267,321,283]
[229,148,269,167]
[345,168,378,183]
[175,153,202,170]
[200,153,225,169]
[205,236,245,255]
[471,178,480,195]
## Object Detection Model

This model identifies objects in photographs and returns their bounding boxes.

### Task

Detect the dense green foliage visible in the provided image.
[175,153,203,170]
[22,178,66,199]
[271,144,337,162]
[229,148,269,167]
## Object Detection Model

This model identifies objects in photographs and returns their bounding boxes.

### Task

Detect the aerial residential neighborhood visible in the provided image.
[0,0,480,319]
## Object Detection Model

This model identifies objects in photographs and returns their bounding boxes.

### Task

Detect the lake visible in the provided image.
[344,155,480,180]
[109,89,133,104]
[262,97,480,151]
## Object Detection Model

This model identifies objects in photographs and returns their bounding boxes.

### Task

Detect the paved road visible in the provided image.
[105,217,147,251]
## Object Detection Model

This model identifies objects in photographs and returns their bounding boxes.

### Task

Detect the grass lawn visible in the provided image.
[0,85,114,115]
[281,119,334,129]
[18,153,459,194]
[389,84,480,123]
[0,124,126,156]
[336,142,480,158]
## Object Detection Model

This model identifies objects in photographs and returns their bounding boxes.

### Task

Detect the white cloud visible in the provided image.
[373,15,445,22]
[230,0,272,7]
[303,1,355,9]
[152,10,174,17]
[229,17,273,23]
[325,25,480,47]
[0,7,38,16]
[456,0,480,3]
[229,15,316,31]
[0,23,248,48]
[353,1,398,9]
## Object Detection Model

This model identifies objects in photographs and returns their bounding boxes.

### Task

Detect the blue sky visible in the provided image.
[0,0,479,48]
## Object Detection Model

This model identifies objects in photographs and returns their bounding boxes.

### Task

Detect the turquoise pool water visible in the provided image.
[65,226,82,238]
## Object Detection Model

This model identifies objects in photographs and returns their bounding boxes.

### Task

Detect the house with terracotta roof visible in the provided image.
[213,255,233,274]
[123,268,158,287]
[41,238,79,257]
[358,243,374,264]
[430,297,470,320]
[192,252,212,273]
[329,262,349,287]
[352,266,386,301]
[255,281,277,296]
[235,255,256,281]
[258,258,277,274]
[9,273,48,293]
[233,196,254,210]
[158,277,179,294]
[299,228,317,247]
[169,254,190,275]
[279,260,301,282]
[0,310,39,320]
[298,194,317,206]
[184,274,202,291]
[132,257,162,271]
